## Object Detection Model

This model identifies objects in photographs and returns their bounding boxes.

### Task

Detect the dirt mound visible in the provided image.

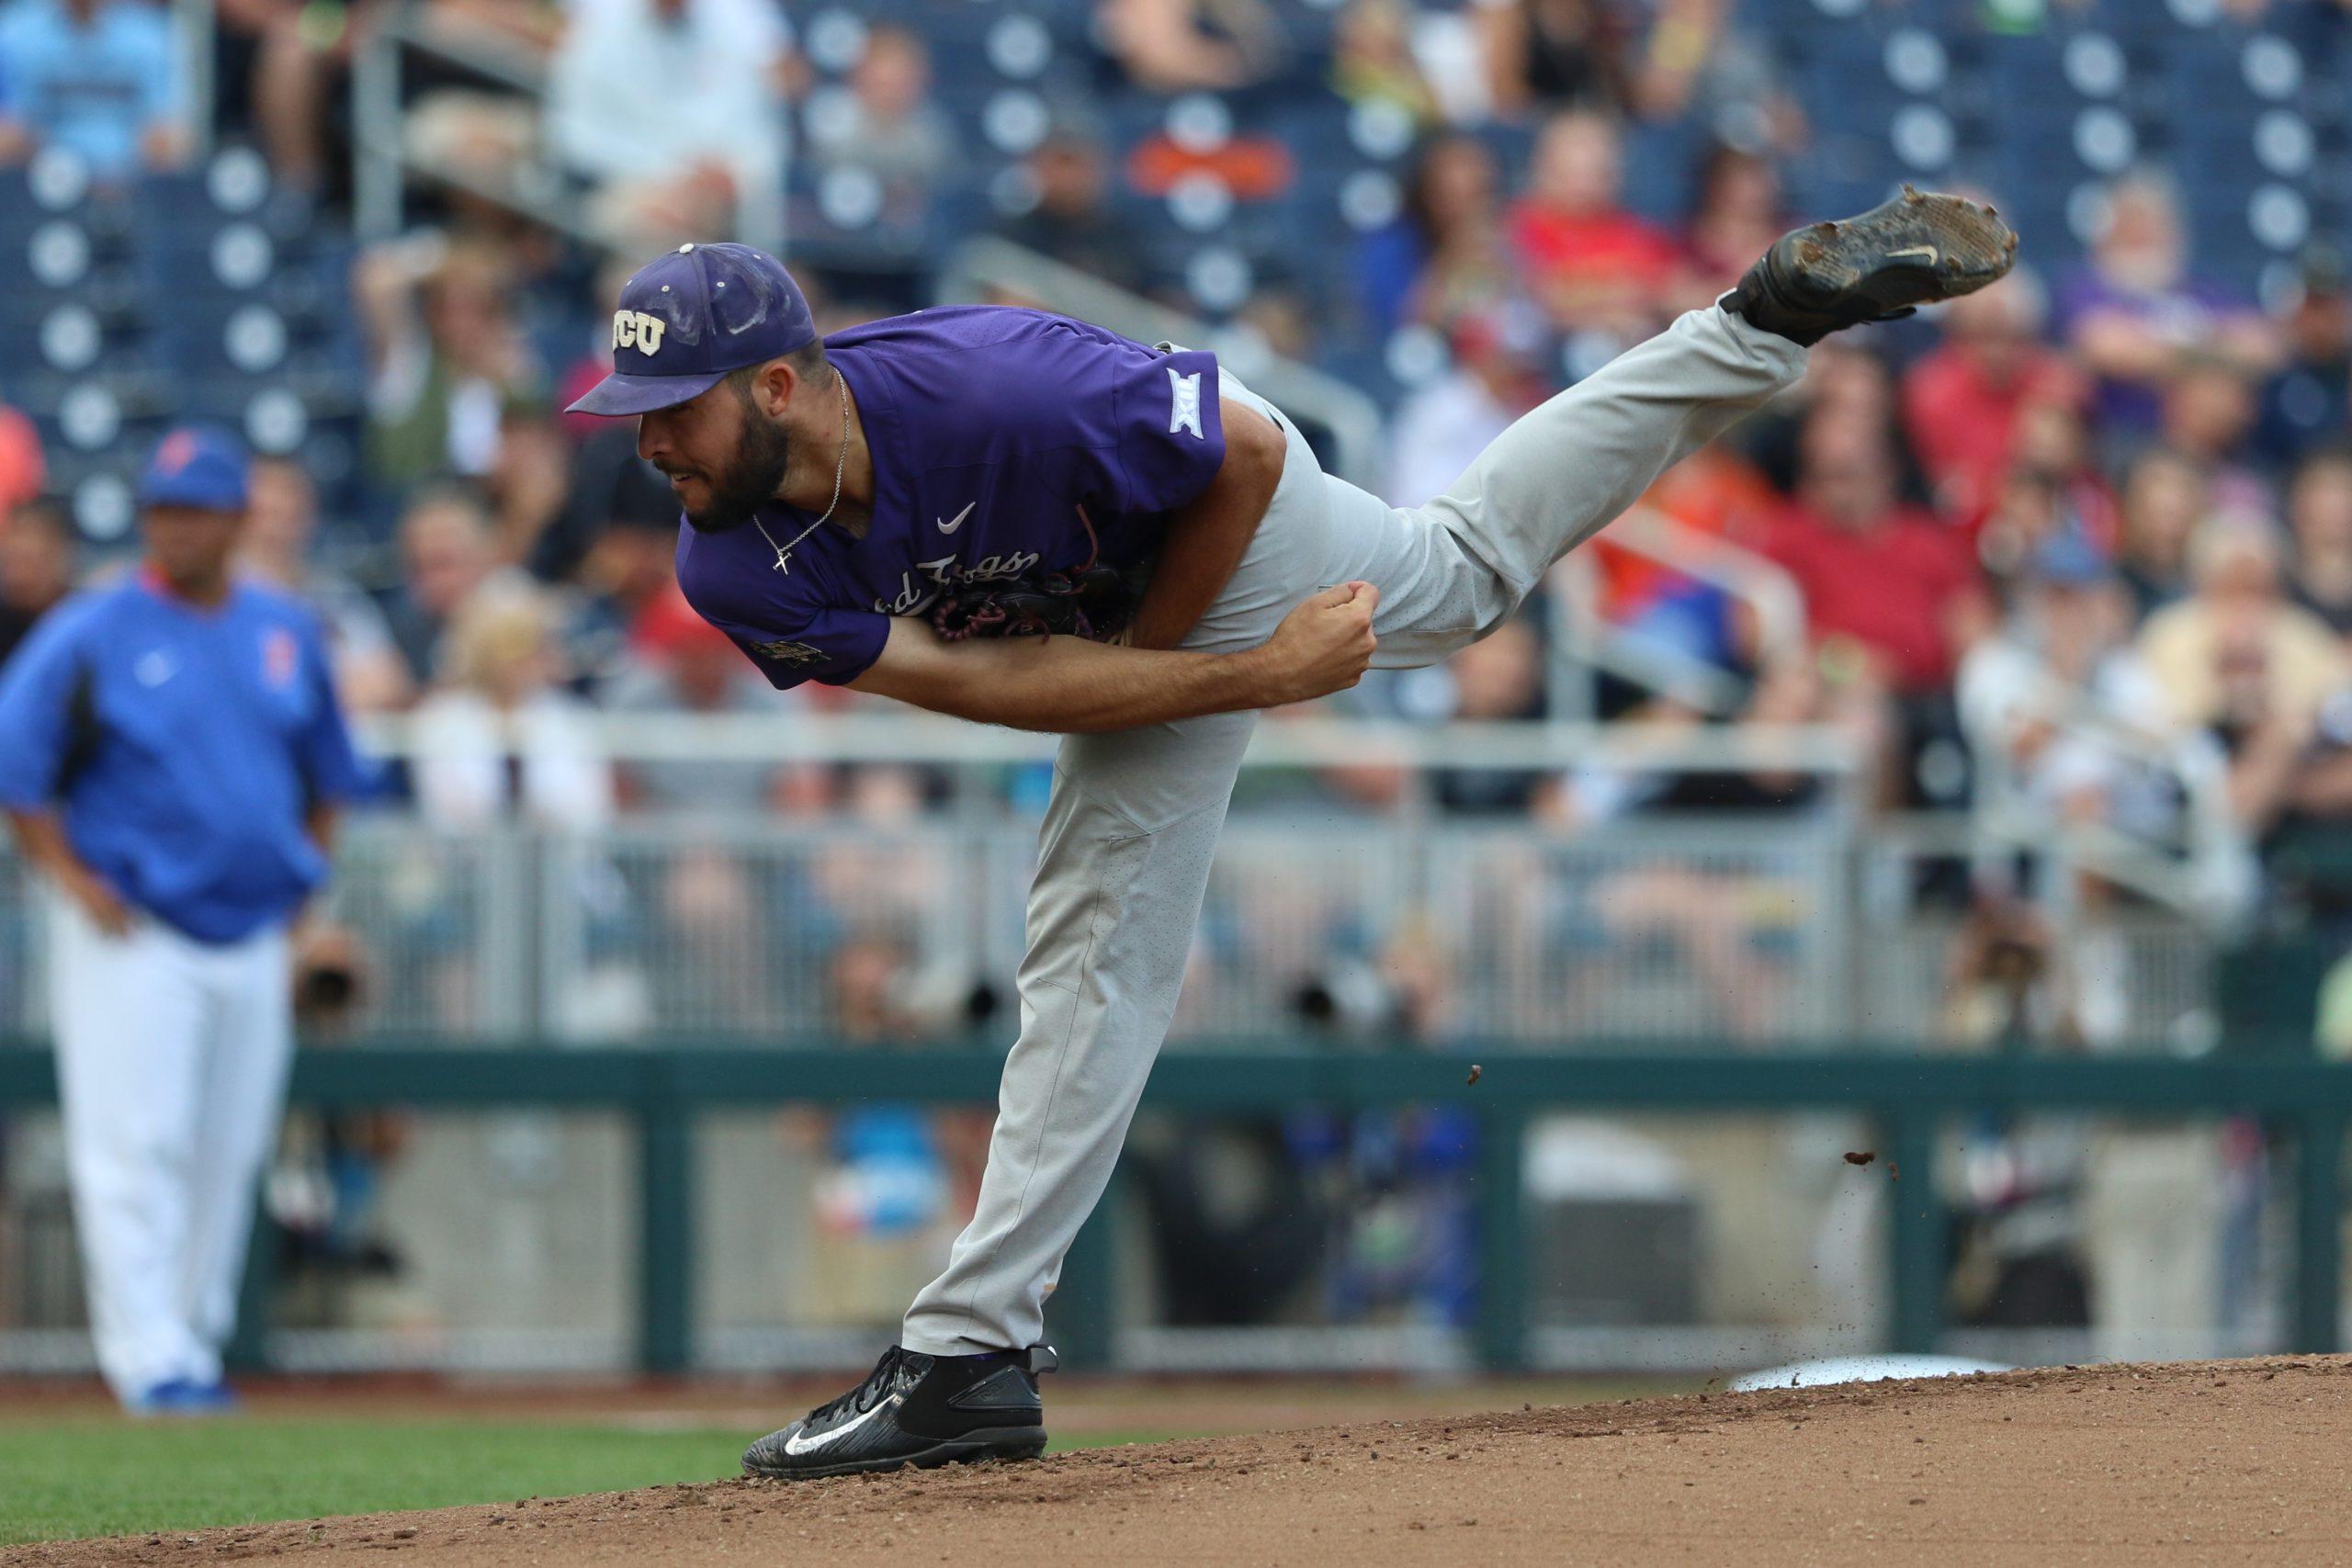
[13,1357,2351,1566]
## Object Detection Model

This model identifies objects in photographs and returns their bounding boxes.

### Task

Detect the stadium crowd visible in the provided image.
[3,0,2352,1049]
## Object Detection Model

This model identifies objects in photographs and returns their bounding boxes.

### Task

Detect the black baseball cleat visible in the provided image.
[1725,185,2018,346]
[741,1344,1056,1481]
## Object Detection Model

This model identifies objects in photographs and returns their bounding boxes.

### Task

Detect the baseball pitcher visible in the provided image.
[566,188,2017,1478]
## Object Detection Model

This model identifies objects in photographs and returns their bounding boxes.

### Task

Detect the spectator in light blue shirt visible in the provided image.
[0,0,187,180]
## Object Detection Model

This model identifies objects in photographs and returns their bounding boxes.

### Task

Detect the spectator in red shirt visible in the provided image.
[0,400,40,513]
[1763,410,1991,698]
[1901,270,2084,525]
[1508,107,1678,348]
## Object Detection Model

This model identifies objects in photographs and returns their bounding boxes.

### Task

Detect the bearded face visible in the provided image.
[689,388,795,533]
[639,372,798,534]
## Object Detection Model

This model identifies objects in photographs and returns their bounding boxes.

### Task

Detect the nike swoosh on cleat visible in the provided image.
[1886,246,1939,263]
[938,502,976,536]
[782,1394,903,1456]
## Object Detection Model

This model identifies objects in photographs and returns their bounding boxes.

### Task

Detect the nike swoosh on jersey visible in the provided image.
[783,1393,903,1455]
[938,502,977,536]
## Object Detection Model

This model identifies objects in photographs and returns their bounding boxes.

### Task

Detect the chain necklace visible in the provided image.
[753,371,852,574]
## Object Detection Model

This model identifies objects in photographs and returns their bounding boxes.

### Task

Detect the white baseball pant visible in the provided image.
[49,900,294,1400]
[900,305,1808,1356]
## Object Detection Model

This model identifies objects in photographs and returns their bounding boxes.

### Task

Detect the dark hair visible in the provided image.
[727,341,832,403]
[2293,441,2352,480]
[1402,132,1496,244]
[1687,140,1779,225]
[1794,378,1937,511]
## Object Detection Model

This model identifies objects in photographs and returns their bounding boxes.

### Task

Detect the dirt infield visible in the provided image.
[14,1357,2352,1566]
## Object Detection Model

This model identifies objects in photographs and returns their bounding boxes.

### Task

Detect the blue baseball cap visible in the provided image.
[567,242,820,417]
[2030,526,2110,588]
[138,424,250,512]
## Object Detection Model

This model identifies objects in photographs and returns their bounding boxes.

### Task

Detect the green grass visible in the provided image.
[0,1416,1158,1548]
[0,1417,752,1547]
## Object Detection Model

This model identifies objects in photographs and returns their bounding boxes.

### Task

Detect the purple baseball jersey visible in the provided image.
[676,306,1227,689]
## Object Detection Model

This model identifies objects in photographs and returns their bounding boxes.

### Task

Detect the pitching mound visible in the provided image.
[12,1357,2350,1566]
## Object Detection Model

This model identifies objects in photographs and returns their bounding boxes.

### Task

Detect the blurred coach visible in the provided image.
[0,428,363,1414]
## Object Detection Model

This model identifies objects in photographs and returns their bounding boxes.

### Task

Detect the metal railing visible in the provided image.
[351,710,1871,775]
[1958,659,2254,925]
[1860,812,2222,1049]
[175,0,218,163]
[352,3,584,244]
[329,714,1885,1050]
[0,811,2220,1050]
[1547,506,1810,722]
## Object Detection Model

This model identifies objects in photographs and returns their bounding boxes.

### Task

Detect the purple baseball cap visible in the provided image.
[568,243,820,418]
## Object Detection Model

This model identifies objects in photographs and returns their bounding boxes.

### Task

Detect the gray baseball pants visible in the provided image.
[899,306,1808,1357]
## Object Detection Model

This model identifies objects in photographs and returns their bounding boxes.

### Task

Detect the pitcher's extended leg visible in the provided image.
[1337,190,2018,666]
[1326,305,1808,667]
[1422,306,1807,605]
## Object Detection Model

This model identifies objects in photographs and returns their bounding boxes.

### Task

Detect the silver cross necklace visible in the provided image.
[752,371,852,574]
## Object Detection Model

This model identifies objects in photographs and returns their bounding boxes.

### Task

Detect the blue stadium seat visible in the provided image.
[1615,120,1704,226]
[0,254,146,336]
[1265,97,1358,178]
[1312,343,1402,417]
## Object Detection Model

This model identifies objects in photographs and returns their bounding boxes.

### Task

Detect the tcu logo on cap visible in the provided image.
[611,310,667,355]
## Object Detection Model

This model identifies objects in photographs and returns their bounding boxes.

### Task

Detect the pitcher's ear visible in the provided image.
[754,358,802,419]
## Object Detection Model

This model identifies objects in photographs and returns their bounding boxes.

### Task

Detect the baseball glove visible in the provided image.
[928,562,1142,645]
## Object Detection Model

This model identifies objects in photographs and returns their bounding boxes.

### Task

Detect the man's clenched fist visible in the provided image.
[1254,581,1380,706]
